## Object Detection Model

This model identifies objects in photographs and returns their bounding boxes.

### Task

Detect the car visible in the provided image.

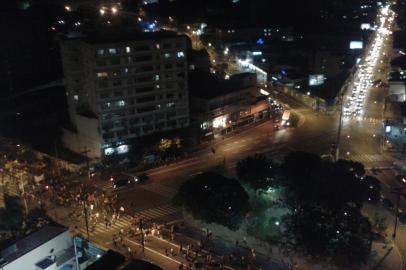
[112,173,137,190]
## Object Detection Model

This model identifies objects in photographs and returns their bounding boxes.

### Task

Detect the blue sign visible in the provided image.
[256,38,264,45]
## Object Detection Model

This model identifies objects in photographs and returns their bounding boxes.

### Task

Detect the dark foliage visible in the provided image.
[276,152,375,267]
[173,172,250,230]
[236,154,274,191]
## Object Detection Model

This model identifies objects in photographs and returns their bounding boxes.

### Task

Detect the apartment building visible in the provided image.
[60,31,189,158]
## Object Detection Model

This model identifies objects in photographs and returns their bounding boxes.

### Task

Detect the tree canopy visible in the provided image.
[276,152,375,267]
[236,154,274,191]
[173,172,250,230]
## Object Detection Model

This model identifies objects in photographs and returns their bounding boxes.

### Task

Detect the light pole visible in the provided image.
[335,91,345,161]
[80,148,91,180]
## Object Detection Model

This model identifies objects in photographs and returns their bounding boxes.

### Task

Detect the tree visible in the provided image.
[24,208,51,232]
[156,137,183,158]
[158,138,172,152]
[361,175,381,204]
[0,195,24,233]
[236,154,274,191]
[173,172,250,230]
[276,152,376,267]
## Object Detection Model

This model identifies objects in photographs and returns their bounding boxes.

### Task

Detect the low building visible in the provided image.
[190,71,268,137]
[389,81,406,102]
[0,224,76,270]
[0,224,104,270]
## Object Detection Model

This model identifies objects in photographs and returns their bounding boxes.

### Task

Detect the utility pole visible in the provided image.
[83,200,90,241]
[79,186,90,241]
[391,186,406,239]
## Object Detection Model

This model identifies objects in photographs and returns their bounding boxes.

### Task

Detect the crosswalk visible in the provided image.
[97,180,178,199]
[76,214,133,238]
[76,203,181,238]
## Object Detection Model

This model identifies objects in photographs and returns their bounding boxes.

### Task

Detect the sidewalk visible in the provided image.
[363,204,405,270]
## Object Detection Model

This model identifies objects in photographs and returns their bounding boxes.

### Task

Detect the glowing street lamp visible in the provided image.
[100,8,106,15]
[111,6,118,14]
[64,5,71,12]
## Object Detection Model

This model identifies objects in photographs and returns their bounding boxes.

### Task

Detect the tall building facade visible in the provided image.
[60,31,189,157]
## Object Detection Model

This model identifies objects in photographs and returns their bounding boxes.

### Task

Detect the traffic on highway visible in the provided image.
[344,4,395,119]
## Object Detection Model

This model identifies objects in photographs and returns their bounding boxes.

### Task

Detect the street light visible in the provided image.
[64,5,71,12]
[99,8,105,15]
[111,6,118,14]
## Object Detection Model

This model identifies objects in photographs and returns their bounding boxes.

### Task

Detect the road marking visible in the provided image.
[189,171,203,177]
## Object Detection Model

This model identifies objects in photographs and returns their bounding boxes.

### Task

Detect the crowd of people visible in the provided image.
[1,152,269,270]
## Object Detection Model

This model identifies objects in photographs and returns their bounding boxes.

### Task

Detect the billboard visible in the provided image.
[309,75,325,86]
[350,41,363,49]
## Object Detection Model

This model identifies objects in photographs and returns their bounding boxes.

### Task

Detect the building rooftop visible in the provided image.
[0,223,68,267]
[63,29,184,44]
[189,71,256,99]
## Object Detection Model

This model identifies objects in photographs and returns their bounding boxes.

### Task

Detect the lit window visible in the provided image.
[126,46,131,53]
[155,74,160,81]
[164,53,171,59]
[73,95,79,101]
[117,100,125,107]
[109,48,117,54]
[177,51,185,58]
[156,44,160,49]
[124,68,129,73]
[166,102,175,108]
[97,72,108,78]
[156,84,160,89]
[97,49,105,55]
